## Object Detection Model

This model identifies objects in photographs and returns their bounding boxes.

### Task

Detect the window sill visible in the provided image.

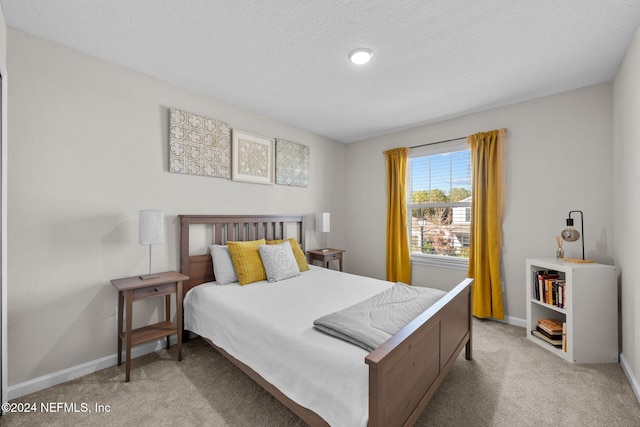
[411,254,469,271]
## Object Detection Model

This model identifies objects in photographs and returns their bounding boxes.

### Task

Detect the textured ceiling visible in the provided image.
[2,0,640,143]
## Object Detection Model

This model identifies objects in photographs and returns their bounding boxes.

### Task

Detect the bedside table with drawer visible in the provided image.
[306,248,345,271]
[111,271,189,382]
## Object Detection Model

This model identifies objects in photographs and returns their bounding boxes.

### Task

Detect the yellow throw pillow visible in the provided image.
[227,239,267,285]
[267,237,310,271]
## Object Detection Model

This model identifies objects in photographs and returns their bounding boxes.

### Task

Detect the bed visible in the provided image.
[179,214,473,427]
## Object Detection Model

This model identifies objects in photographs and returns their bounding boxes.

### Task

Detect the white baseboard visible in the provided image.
[486,315,526,328]
[620,353,640,405]
[7,337,177,401]
[503,315,526,328]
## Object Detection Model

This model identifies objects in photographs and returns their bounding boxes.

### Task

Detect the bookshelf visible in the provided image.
[525,258,618,363]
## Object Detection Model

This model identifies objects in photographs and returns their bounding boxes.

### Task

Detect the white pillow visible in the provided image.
[258,241,300,283]
[210,245,238,285]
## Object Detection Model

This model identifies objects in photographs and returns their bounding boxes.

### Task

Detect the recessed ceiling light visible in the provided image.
[349,48,373,65]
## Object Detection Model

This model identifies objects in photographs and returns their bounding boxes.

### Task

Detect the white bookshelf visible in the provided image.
[525,258,618,363]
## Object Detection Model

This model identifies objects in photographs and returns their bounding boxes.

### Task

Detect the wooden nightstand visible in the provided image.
[307,248,345,271]
[111,271,189,382]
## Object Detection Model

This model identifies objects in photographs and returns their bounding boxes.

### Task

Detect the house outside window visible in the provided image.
[407,139,471,270]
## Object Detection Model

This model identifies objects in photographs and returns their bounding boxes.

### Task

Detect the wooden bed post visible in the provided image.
[180,216,190,279]
[366,278,473,427]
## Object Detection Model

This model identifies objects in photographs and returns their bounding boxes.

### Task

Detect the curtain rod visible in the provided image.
[382,136,466,154]
[383,128,508,154]
[409,136,467,150]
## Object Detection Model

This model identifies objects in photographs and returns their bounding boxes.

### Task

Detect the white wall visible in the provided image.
[346,83,614,324]
[613,25,640,401]
[6,29,347,387]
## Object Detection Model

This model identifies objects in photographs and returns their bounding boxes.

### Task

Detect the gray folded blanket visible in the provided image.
[313,283,446,351]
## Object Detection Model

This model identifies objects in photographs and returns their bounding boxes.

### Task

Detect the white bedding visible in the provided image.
[183,265,393,427]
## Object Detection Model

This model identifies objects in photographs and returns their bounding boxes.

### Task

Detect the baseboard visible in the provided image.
[502,315,526,328]
[620,353,640,405]
[7,336,177,401]
[486,315,526,328]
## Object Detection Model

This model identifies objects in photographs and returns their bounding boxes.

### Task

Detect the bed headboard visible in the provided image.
[179,214,306,294]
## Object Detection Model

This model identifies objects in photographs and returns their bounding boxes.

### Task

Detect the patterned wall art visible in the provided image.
[275,138,310,187]
[169,108,231,178]
[231,129,274,184]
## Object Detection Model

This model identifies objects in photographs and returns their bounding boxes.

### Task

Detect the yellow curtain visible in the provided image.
[385,147,411,284]
[467,129,506,319]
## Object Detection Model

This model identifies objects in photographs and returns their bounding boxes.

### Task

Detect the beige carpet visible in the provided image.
[2,319,639,426]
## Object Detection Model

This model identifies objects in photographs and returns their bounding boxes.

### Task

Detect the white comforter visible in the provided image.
[183,265,393,427]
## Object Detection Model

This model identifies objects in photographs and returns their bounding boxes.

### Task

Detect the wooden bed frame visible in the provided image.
[179,214,473,427]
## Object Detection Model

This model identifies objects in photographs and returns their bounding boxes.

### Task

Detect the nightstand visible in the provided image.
[111,271,189,382]
[307,248,345,271]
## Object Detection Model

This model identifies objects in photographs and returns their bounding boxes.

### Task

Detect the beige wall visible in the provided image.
[6,28,347,387]
[0,7,5,62]
[614,24,640,399]
[346,83,615,324]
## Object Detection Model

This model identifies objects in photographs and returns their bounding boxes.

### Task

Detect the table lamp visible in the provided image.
[139,210,164,279]
[560,210,593,263]
[316,212,330,250]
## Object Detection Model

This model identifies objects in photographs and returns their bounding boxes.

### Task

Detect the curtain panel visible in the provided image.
[467,128,507,319]
[385,147,411,284]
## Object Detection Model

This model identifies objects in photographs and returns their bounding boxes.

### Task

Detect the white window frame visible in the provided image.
[408,139,470,271]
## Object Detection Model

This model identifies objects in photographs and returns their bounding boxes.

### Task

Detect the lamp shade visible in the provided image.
[138,210,164,245]
[316,212,330,233]
[560,210,591,262]
[560,218,581,242]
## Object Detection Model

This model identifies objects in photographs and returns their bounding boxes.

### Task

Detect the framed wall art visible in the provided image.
[169,108,231,178]
[231,130,274,184]
[275,138,309,187]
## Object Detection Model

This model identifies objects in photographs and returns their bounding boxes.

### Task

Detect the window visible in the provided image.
[407,140,471,269]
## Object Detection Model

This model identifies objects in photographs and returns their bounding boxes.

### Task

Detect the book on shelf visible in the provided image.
[532,269,566,308]
[532,318,566,350]
[533,269,558,302]
[531,330,563,348]
[535,325,561,340]
[537,318,563,335]
[553,279,566,308]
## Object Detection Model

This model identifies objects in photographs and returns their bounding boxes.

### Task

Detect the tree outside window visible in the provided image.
[408,147,472,259]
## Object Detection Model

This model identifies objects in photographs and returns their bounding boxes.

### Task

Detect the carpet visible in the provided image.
[2,319,639,426]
